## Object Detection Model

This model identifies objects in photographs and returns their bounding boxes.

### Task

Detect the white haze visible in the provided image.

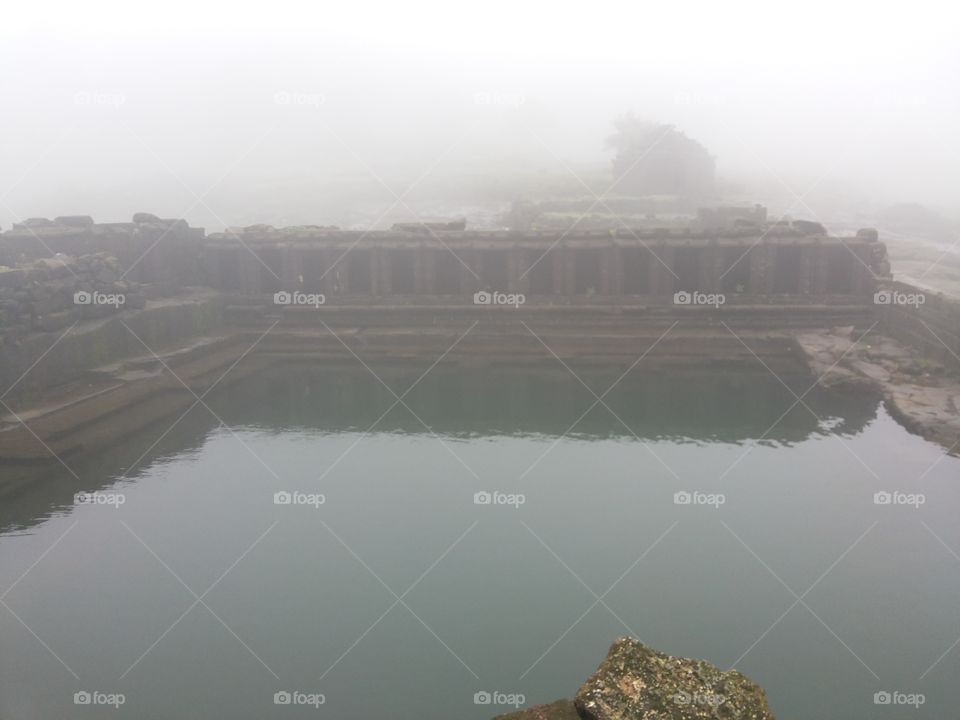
[1,0,957,230]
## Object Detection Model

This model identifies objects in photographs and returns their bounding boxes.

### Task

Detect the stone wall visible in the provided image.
[0,253,146,342]
[202,226,889,300]
[1,213,204,288]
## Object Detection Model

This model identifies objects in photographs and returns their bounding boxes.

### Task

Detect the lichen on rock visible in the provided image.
[573,637,775,719]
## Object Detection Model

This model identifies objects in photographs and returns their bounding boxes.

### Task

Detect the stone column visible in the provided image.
[798,244,815,295]
[699,241,717,293]
[508,247,526,294]
[460,247,479,293]
[850,245,871,295]
[812,243,828,295]
[600,245,617,295]
[546,250,560,295]
[280,245,298,289]
[370,248,382,295]
[562,248,576,295]
[650,244,675,295]
[316,247,337,295]
[713,244,728,294]
[748,244,773,294]
[377,247,392,295]
[415,245,436,294]
[238,248,262,295]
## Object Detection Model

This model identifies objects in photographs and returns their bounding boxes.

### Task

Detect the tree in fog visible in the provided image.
[606,114,715,198]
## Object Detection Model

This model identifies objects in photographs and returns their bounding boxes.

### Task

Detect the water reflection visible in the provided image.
[0,364,878,533]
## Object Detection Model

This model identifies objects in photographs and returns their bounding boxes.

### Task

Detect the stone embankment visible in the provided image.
[1,212,958,468]
[797,326,960,453]
[495,637,774,720]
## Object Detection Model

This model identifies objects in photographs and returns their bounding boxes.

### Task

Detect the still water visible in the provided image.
[1,363,958,719]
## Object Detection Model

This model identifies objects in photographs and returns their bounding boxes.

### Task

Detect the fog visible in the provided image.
[2,0,958,231]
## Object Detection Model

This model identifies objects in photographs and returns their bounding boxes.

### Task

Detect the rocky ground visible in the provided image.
[495,637,774,720]
[797,327,960,454]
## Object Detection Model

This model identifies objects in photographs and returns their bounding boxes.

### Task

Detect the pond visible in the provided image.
[1,363,958,718]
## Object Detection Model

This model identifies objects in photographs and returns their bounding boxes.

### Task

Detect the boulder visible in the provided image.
[54,215,95,227]
[132,212,162,224]
[574,637,774,720]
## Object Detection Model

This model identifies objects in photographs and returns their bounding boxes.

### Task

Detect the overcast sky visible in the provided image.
[1,0,957,228]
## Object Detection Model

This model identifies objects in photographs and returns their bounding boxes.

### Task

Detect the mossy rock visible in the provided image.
[574,637,774,719]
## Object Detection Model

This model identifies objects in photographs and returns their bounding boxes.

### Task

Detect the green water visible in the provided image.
[1,364,958,719]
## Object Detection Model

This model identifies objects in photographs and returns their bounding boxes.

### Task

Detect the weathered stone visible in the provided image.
[574,637,775,720]
[16,217,57,228]
[54,215,95,227]
[792,219,825,235]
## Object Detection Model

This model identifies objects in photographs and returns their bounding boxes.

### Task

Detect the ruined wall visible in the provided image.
[0,215,901,407]
[0,253,146,341]
[201,227,888,301]
[1,214,205,288]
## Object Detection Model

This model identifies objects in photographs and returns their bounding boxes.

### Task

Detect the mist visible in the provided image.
[2,0,958,231]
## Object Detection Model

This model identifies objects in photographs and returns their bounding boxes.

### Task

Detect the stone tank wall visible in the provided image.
[202,225,888,300]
